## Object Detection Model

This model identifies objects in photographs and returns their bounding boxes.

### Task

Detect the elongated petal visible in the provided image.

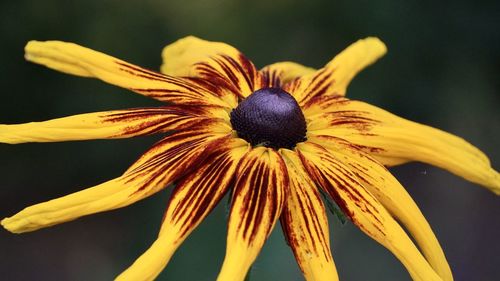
[310,135,452,280]
[279,149,339,281]
[161,36,262,100]
[0,105,227,144]
[285,37,386,105]
[305,97,500,194]
[1,122,231,233]
[260,61,316,87]
[217,147,288,281]
[116,137,250,281]
[297,142,442,281]
[25,40,230,107]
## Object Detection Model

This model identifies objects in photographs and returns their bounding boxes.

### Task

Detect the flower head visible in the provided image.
[1,36,498,281]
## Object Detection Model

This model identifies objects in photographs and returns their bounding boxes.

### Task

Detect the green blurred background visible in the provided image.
[1,0,499,280]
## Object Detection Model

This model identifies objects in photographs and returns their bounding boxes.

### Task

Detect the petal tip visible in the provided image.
[488,168,500,195]
[24,40,39,49]
[1,213,38,234]
[363,36,388,56]
[24,41,39,61]
[1,217,20,234]
[24,40,45,53]
[160,36,204,76]
[24,40,57,64]
[161,35,203,58]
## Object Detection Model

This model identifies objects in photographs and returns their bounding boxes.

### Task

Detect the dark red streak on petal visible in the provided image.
[172,151,231,217]
[311,136,385,155]
[235,54,257,89]
[130,88,189,95]
[242,160,266,241]
[118,68,171,82]
[169,146,236,238]
[301,95,347,110]
[100,107,216,137]
[185,77,227,98]
[231,153,283,243]
[118,117,201,137]
[126,138,207,190]
[260,69,282,88]
[324,161,383,225]
[124,127,228,194]
[212,54,257,94]
[103,105,220,121]
[279,217,294,247]
[301,69,333,101]
[295,185,331,260]
[115,61,171,81]
[298,149,385,235]
[195,63,242,97]
[213,56,246,93]
[316,111,381,132]
[299,155,351,218]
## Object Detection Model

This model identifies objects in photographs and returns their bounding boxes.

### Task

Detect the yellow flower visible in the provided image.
[1,36,498,281]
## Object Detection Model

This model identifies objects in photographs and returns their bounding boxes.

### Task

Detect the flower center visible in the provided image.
[230,87,307,149]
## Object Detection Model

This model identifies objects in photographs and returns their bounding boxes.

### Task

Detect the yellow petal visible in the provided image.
[297,141,442,281]
[285,37,386,105]
[260,61,316,87]
[1,123,230,233]
[161,36,239,77]
[217,147,287,281]
[116,137,250,281]
[310,135,453,281]
[279,149,339,281]
[305,97,500,194]
[161,36,262,100]
[25,40,230,107]
[0,105,227,144]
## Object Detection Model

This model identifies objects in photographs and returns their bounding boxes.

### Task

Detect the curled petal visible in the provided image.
[260,61,316,87]
[297,141,442,281]
[116,137,250,281]
[217,147,288,281]
[279,149,339,281]
[1,122,231,233]
[285,37,386,105]
[305,97,500,194]
[25,40,230,107]
[310,135,452,281]
[0,105,228,144]
[161,36,262,100]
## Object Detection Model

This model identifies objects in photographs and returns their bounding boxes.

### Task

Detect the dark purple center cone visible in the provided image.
[230,87,307,149]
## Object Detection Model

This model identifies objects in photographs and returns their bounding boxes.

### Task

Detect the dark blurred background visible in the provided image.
[0,0,499,280]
